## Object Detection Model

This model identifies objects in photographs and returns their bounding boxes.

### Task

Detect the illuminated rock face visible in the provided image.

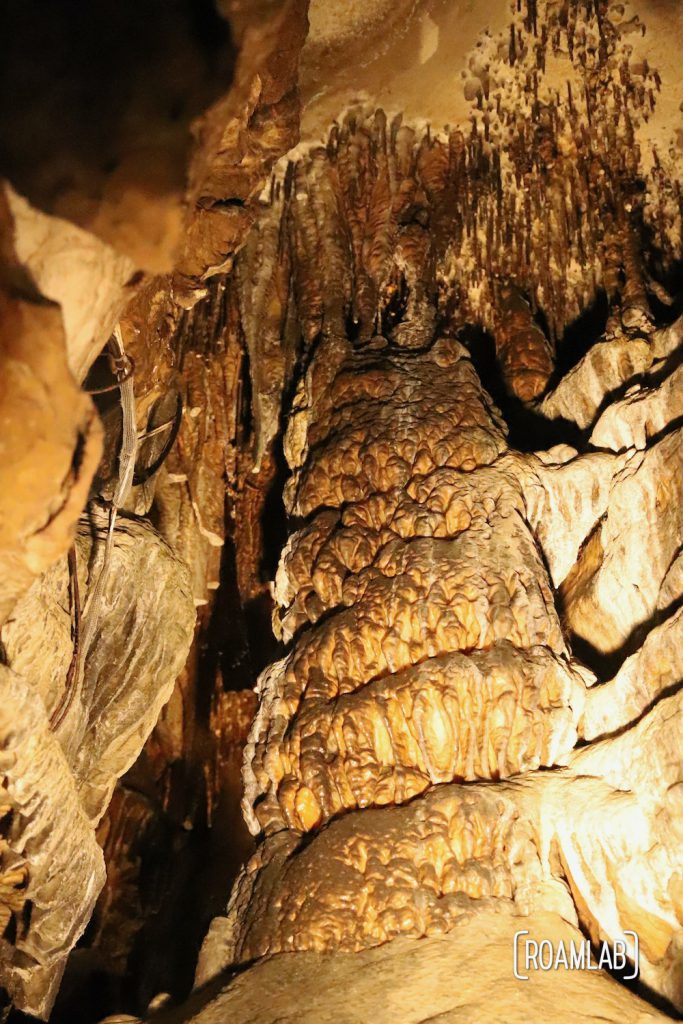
[243,337,586,836]
[186,309,683,1021]
[194,0,683,1007]
[215,303,683,1008]
[1,0,683,1021]
[192,109,683,1001]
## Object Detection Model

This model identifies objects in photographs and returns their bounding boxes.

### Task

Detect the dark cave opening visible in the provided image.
[460,322,584,452]
[0,0,234,220]
[552,289,610,380]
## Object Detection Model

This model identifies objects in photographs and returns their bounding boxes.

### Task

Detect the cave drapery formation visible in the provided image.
[0,0,682,1022]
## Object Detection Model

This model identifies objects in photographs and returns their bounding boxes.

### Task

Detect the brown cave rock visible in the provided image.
[1,3,682,1023]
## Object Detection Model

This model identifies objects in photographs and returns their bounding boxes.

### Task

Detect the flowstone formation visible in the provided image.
[193,1,683,1019]
[233,0,681,438]
[0,1,682,1022]
[201,313,683,1013]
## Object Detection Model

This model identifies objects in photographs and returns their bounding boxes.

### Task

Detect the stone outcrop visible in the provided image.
[561,426,683,656]
[0,518,195,1015]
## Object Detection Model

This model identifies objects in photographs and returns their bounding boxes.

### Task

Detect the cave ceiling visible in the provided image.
[0,1,682,1023]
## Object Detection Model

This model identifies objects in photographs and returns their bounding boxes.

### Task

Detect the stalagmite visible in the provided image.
[0,0,682,1022]
[191,3,683,1018]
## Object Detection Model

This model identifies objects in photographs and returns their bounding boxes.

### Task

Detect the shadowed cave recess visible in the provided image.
[0,1,682,1023]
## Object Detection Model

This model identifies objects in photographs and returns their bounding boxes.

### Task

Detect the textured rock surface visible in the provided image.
[564,692,683,1009]
[204,691,683,1008]
[540,315,683,435]
[4,184,136,383]
[28,5,314,1011]
[539,337,655,429]
[0,666,105,1018]
[211,782,546,964]
[562,427,683,656]
[0,190,104,626]
[192,1,683,1007]
[523,448,628,588]
[0,517,195,1014]
[581,606,683,740]
[2,0,683,1020]
[208,211,681,1017]
[192,913,671,1024]
[244,337,602,838]
[590,361,683,452]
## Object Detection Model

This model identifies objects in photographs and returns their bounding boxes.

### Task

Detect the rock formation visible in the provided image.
[0,1,682,1023]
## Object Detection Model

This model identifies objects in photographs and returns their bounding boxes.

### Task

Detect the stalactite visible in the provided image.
[228,1,680,424]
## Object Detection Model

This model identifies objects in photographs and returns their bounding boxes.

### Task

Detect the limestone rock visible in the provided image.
[0,294,102,627]
[561,429,683,656]
[243,339,596,838]
[4,0,683,1020]
[559,692,683,1008]
[582,607,683,740]
[538,337,654,429]
[4,184,135,383]
[590,362,683,452]
[189,915,672,1024]
[0,666,105,1018]
[525,449,630,588]
[0,516,195,1013]
[207,693,683,1011]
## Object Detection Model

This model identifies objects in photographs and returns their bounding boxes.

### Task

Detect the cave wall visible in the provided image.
[0,1,682,1022]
